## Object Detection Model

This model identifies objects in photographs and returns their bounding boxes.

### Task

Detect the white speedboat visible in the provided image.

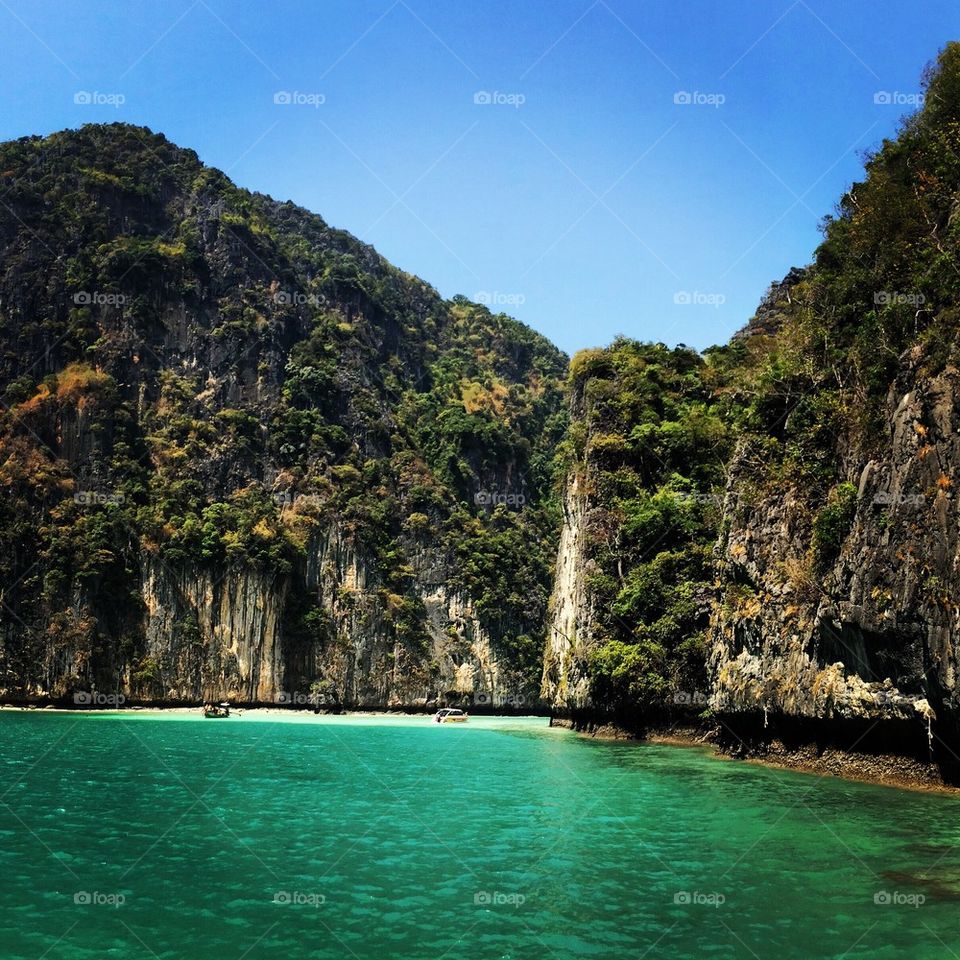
[434,708,468,724]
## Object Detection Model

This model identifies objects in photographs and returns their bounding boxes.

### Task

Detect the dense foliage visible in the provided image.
[575,43,960,718]
[566,340,739,712]
[722,43,960,489]
[0,123,566,699]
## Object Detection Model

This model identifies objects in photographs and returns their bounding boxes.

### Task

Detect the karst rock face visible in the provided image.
[543,44,960,771]
[710,361,952,730]
[0,123,567,707]
[708,44,960,765]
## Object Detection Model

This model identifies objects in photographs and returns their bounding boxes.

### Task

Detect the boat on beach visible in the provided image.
[203,702,231,718]
[434,708,468,724]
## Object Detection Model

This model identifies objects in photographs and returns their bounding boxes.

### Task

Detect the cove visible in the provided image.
[2,712,959,959]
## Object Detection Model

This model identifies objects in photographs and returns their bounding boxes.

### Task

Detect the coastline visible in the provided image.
[549,716,954,795]
[6,704,952,794]
[0,705,439,718]
[0,704,547,721]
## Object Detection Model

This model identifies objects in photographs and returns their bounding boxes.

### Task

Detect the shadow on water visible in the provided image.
[880,869,960,901]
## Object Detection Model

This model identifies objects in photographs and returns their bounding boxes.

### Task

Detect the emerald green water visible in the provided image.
[2,712,960,959]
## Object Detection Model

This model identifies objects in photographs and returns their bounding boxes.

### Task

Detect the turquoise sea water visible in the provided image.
[2,711,960,959]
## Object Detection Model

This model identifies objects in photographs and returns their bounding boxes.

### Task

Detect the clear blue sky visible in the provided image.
[0,1,956,355]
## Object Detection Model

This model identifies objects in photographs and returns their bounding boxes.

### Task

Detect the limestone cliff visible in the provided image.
[543,47,960,777]
[710,360,951,737]
[709,45,960,767]
[0,123,565,707]
[540,469,593,707]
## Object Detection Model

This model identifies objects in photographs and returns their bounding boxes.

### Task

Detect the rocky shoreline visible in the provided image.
[549,714,952,793]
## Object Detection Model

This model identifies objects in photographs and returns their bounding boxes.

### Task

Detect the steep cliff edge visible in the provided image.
[544,44,960,778]
[0,123,566,706]
[540,340,733,719]
[711,45,960,769]
[541,469,592,707]
[710,342,949,760]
